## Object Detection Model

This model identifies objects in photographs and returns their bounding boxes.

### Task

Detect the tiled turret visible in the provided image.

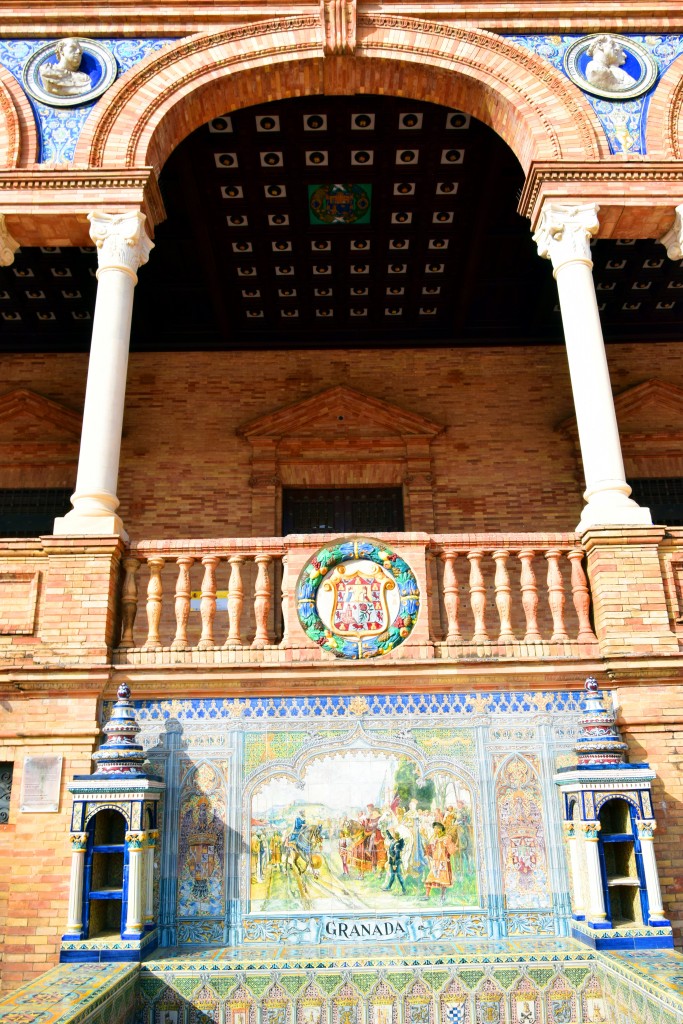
[92,682,148,777]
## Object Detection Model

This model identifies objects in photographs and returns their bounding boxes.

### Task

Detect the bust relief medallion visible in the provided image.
[23,37,117,107]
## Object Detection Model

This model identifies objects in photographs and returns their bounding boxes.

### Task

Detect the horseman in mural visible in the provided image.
[283,811,324,896]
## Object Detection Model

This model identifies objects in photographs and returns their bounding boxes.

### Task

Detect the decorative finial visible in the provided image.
[575,675,628,766]
[92,681,148,777]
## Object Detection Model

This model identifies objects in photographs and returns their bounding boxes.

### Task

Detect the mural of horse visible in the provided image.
[284,823,324,897]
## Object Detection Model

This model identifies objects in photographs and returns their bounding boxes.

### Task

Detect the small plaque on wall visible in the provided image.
[20,755,62,812]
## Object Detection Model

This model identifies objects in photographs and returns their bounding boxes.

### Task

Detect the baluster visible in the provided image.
[143,557,164,649]
[252,554,272,647]
[518,548,541,643]
[545,548,569,642]
[171,555,194,650]
[280,554,289,646]
[120,557,140,648]
[467,550,489,643]
[197,555,220,650]
[224,555,245,647]
[568,548,598,642]
[492,549,515,643]
[440,549,462,643]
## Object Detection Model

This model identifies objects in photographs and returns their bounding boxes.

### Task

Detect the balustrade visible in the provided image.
[116,534,597,659]
[433,536,597,651]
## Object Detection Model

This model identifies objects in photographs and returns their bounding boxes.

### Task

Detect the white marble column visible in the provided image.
[580,821,608,924]
[563,820,585,919]
[533,203,651,533]
[0,215,19,266]
[64,832,88,936]
[124,830,146,935]
[637,820,668,924]
[54,211,153,537]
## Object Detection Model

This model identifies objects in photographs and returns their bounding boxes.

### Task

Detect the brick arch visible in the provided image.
[645,54,683,158]
[75,17,607,179]
[0,64,39,168]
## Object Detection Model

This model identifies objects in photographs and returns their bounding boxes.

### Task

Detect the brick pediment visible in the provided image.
[239,385,443,443]
[0,389,82,443]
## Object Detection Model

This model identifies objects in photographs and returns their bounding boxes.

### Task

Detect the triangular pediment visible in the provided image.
[0,388,82,443]
[558,379,683,440]
[239,385,443,441]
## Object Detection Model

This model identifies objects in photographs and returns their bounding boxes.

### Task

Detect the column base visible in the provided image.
[576,501,652,534]
[53,513,128,539]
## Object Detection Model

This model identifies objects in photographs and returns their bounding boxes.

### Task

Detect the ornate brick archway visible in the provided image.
[0,64,38,168]
[75,16,608,180]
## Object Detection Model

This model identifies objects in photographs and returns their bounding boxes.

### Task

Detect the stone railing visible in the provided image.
[114,532,598,663]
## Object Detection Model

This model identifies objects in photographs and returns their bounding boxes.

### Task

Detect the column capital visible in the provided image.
[637,819,657,839]
[533,202,600,275]
[659,204,683,260]
[0,214,19,267]
[88,210,154,281]
[69,831,89,851]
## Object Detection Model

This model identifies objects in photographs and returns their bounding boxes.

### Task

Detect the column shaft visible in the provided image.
[638,827,668,923]
[54,211,153,537]
[124,831,146,936]
[64,839,87,936]
[534,203,650,532]
[583,834,607,924]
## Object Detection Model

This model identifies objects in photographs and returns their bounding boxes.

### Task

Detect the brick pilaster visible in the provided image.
[583,526,678,657]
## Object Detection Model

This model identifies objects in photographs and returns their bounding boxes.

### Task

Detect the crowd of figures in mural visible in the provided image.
[249,753,478,913]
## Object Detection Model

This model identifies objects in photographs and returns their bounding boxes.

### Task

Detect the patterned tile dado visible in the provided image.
[0,39,171,163]
[511,34,683,154]
[0,963,138,1024]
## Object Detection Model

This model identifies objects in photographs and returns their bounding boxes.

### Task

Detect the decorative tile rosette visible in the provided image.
[296,538,420,659]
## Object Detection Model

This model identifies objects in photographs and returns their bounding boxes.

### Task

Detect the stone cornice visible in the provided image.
[519,160,683,236]
[0,2,680,35]
[0,167,165,243]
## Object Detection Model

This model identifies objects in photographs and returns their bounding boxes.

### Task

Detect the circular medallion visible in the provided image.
[296,538,420,659]
[564,34,658,101]
[309,183,371,225]
[23,38,118,108]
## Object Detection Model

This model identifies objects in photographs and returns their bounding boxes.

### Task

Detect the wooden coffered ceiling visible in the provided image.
[1,94,683,353]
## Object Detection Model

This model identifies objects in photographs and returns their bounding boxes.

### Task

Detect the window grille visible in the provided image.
[0,763,13,824]
[282,487,404,535]
[628,478,683,527]
[0,488,72,537]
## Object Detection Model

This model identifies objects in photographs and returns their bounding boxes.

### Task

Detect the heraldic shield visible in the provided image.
[323,563,395,638]
[296,538,420,659]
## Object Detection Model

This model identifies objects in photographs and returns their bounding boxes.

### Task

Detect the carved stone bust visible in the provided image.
[39,38,92,98]
[584,34,637,92]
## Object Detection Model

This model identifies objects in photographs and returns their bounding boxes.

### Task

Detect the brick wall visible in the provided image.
[0,696,99,993]
[2,341,683,541]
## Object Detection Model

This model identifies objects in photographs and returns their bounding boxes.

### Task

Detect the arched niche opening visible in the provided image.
[83,808,127,940]
[597,797,647,927]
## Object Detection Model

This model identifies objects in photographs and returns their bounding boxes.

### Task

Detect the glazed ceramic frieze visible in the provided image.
[296,539,420,658]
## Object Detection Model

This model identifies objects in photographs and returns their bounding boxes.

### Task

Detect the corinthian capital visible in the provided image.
[659,205,683,261]
[0,215,19,267]
[533,202,600,274]
[88,211,154,279]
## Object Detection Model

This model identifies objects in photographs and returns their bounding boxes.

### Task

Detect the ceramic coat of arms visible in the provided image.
[296,538,419,658]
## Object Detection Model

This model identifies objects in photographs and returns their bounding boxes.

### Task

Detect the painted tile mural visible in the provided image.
[496,755,551,911]
[249,744,478,914]
[111,689,586,946]
[177,762,226,919]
